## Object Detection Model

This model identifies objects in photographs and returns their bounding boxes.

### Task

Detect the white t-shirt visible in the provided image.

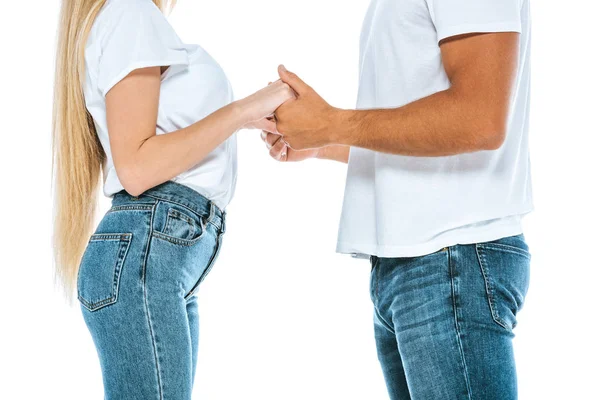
[84,0,237,210]
[337,0,533,257]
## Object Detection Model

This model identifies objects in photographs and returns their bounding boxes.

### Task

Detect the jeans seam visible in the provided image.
[142,201,163,400]
[184,231,223,300]
[448,247,473,400]
[370,259,395,334]
[374,306,395,334]
[475,245,512,331]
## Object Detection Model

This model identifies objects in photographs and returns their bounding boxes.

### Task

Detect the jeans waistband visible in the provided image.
[112,181,226,234]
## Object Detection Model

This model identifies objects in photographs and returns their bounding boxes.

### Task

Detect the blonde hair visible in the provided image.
[52,0,176,300]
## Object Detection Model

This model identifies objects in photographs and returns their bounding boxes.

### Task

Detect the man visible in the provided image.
[263,0,532,399]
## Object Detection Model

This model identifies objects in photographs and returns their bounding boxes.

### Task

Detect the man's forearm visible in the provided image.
[331,88,507,157]
[316,145,350,163]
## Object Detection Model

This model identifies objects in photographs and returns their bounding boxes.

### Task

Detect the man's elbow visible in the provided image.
[474,112,508,151]
[479,129,506,151]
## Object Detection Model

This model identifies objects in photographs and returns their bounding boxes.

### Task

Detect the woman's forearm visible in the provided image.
[118,102,246,196]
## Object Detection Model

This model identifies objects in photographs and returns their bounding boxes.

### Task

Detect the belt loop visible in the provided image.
[208,202,215,227]
[220,210,226,235]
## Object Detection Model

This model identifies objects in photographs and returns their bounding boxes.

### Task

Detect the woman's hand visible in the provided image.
[261,130,351,163]
[238,81,296,129]
[260,131,320,162]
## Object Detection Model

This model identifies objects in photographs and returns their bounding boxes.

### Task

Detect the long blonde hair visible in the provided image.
[52,0,176,299]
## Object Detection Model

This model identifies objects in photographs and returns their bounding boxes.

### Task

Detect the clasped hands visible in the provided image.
[260,65,342,162]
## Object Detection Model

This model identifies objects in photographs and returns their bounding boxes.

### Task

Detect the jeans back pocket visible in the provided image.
[77,233,132,312]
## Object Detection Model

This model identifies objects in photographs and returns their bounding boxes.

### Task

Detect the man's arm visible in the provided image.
[274,32,519,156]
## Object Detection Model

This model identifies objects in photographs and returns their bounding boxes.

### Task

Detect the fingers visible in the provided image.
[269,137,288,161]
[252,118,278,133]
[274,79,297,103]
[278,65,309,97]
[262,131,282,148]
[262,131,288,161]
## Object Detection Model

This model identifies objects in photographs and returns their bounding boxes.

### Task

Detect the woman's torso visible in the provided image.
[84,0,237,211]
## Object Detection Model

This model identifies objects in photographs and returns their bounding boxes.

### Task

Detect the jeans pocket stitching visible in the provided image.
[167,209,195,238]
[155,209,206,246]
[475,244,512,332]
[78,233,132,312]
[107,205,154,214]
[152,230,205,247]
[478,242,531,259]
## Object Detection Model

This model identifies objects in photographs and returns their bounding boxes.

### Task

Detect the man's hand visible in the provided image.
[274,65,341,150]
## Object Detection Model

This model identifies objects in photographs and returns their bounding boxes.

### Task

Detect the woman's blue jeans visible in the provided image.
[371,235,531,400]
[77,181,225,400]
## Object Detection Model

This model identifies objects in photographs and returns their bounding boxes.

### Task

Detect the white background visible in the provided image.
[1,0,599,399]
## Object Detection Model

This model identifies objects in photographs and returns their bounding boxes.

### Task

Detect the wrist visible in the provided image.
[231,99,254,128]
[315,146,329,160]
[327,108,355,146]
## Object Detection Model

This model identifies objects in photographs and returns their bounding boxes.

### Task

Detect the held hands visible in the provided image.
[273,65,339,150]
[260,65,340,162]
[239,80,296,134]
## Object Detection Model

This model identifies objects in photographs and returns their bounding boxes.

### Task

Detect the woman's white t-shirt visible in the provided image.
[84,0,237,211]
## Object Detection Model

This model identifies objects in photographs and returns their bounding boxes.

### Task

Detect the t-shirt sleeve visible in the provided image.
[425,0,523,43]
[97,0,189,96]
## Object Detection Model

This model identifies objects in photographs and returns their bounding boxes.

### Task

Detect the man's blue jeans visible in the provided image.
[370,235,530,400]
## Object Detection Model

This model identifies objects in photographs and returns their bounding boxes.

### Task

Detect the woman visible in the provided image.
[51,0,293,398]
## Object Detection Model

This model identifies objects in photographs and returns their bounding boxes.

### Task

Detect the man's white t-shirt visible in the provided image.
[337,0,533,257]
[84,0,237,211]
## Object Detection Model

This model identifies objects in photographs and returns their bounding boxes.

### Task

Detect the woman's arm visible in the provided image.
[106,67,294,196]
[316,145,350,163]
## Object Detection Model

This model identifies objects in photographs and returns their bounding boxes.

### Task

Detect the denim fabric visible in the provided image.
[77,181,226,400]
[370,235,530,400]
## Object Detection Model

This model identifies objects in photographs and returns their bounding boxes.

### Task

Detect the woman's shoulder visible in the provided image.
[97,0,164,26]
[86,0,188,96]
[91,0,177,45]
[103,0,161,14]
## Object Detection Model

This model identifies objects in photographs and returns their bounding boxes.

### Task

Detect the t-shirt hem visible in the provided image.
[437,21,522,43]
[336,219,525,258]
[104,178,231,212]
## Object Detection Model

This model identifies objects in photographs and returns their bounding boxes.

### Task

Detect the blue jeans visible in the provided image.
[77,182,225,400]
[370,235,530,400]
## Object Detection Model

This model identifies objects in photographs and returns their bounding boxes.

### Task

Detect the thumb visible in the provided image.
[278,65,309,96]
